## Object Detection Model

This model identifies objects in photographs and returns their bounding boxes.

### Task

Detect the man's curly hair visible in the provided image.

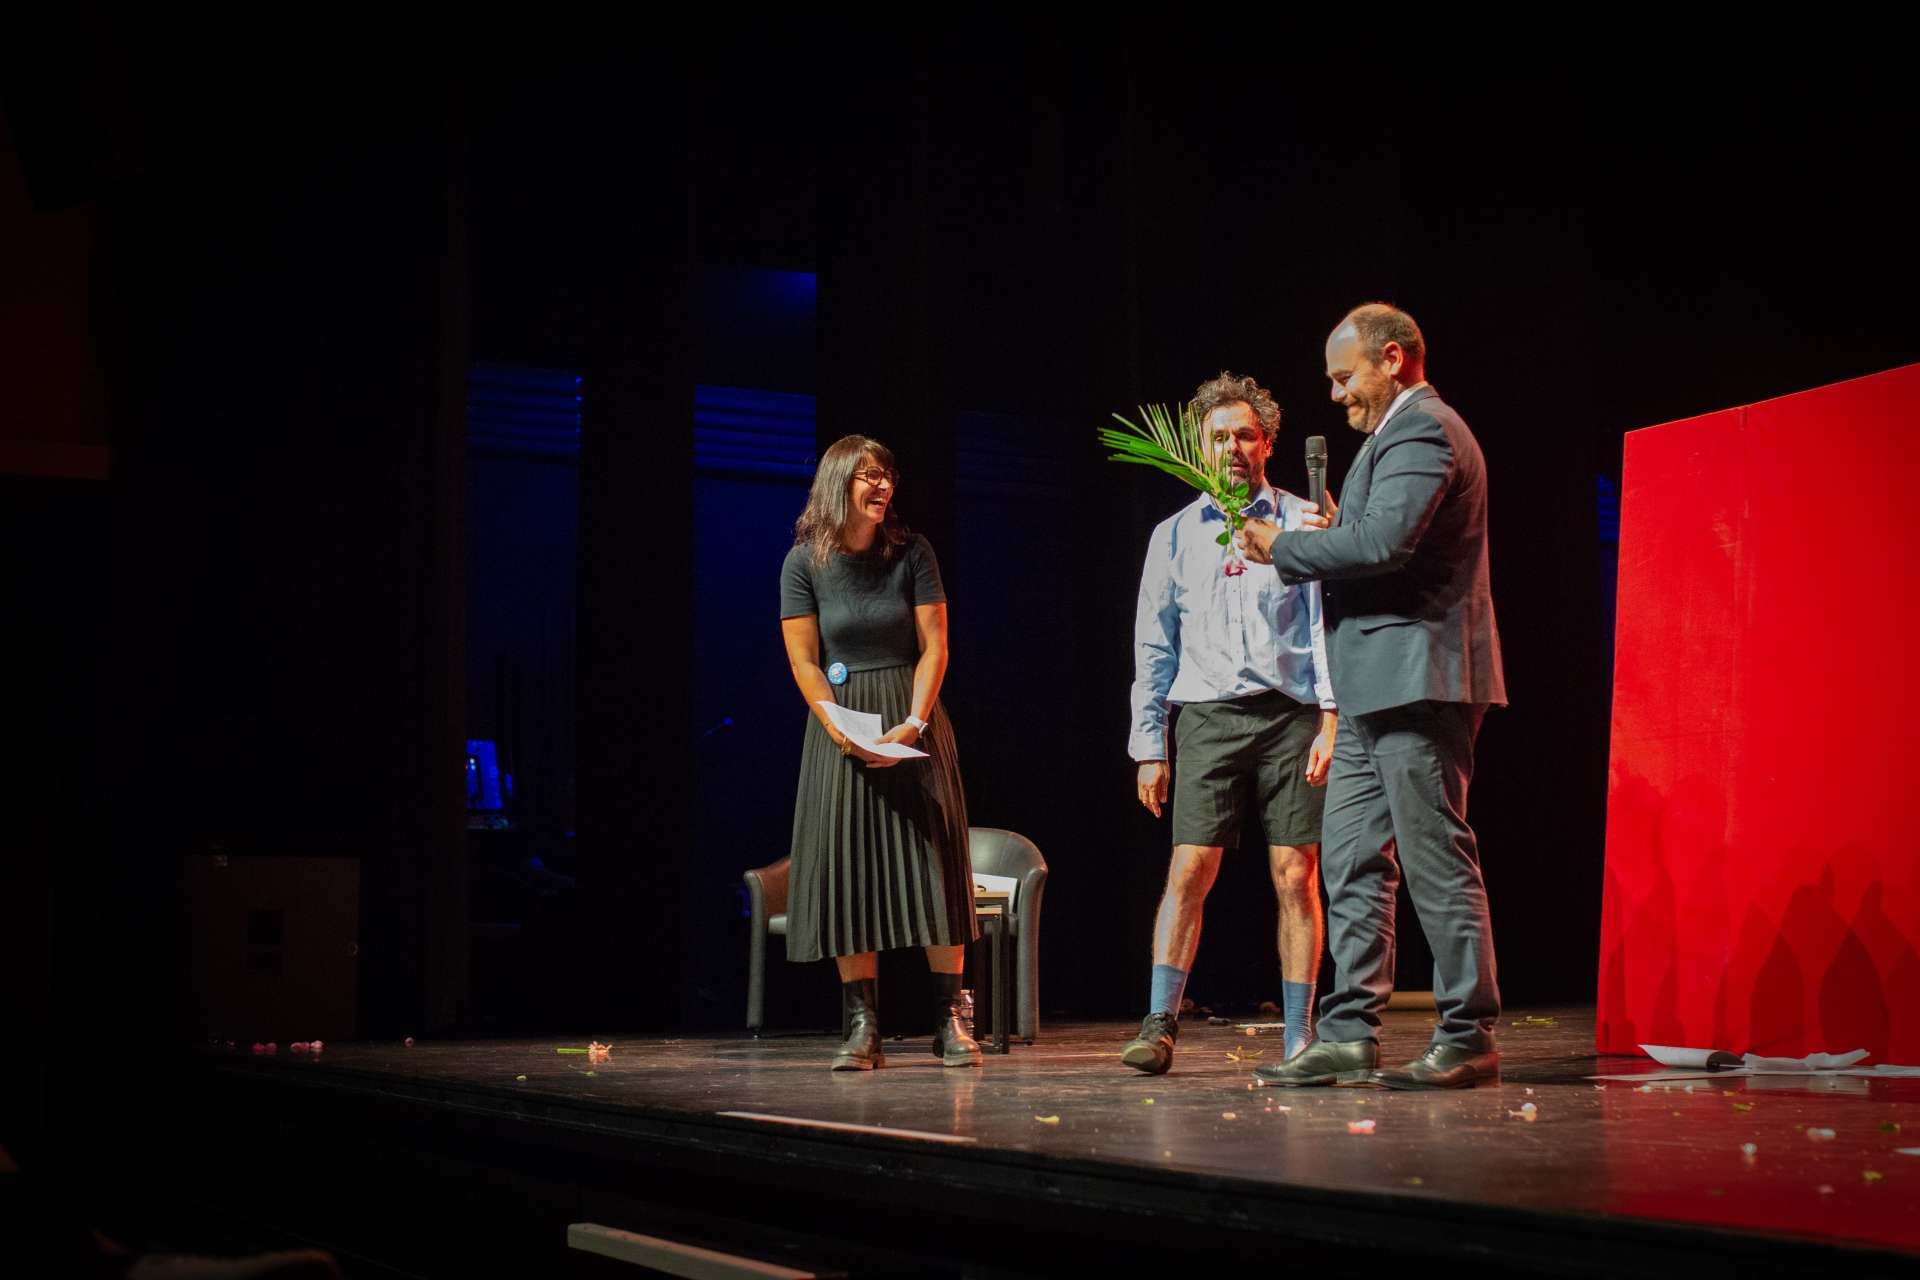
[1190,371,1281,440]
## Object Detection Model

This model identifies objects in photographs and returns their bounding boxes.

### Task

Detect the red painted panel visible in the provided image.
[1599,364,1920,1061]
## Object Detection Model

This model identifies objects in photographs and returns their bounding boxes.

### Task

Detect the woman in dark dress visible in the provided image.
[778,435,980,1070]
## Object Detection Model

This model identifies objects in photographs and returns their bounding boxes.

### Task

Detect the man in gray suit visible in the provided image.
[1237,303,1506,1090]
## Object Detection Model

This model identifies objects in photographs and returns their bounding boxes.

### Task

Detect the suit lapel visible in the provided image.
[1374,385,1437,444]
[1337,442,1369,528]
[1339,385,1439,526]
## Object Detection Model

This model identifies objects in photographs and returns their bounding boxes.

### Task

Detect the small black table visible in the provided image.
[971,890,1011,1054]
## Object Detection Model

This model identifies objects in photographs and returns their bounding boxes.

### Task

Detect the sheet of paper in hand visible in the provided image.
[815,700,930,759]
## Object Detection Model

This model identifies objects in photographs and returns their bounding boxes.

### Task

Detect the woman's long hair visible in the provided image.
[794,435,910,566]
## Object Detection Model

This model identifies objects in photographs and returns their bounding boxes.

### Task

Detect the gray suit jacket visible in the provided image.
[1267,385,1506,717]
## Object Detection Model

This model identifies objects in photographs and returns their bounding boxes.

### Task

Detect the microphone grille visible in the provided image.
[1305,435,1328,462]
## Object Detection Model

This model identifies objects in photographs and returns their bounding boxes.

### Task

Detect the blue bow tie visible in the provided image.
[1201,496,1274,522]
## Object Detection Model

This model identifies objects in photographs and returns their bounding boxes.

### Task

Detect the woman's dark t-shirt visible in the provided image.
[779,534,946,672]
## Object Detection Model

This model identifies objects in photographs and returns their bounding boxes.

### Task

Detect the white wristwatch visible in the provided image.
[904,714,929,735]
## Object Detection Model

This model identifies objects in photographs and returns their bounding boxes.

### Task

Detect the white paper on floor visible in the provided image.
[1587,1044,1920,1082]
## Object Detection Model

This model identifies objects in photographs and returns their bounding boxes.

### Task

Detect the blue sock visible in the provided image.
[1283,980,1316,1058]
[1149,964,1189,1018]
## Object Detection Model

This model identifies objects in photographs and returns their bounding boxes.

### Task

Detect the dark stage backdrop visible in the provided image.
[6,14,1920,1101]
[678,14,1920,1023]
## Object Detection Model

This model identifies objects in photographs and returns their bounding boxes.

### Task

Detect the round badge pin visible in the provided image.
[827,662,848,686]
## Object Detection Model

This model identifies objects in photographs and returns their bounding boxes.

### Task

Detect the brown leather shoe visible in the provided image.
[1370,1043,1499,1090]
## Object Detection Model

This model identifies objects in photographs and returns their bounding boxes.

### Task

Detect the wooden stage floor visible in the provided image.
[163,1006,1920,1276]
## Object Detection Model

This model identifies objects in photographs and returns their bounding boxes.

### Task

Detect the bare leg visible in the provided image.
[1270,842,1324,1058]
[834,952,878,982]
[1268,843,1323,983]
[1152,844,1225,970]
[923,944,965,974]
[1122,844,1225,1074]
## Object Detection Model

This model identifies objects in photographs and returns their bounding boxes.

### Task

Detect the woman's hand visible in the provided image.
[839,733,902,769]
[876,723,922,748]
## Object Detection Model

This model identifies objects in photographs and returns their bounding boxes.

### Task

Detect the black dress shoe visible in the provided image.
[1120,1011,1178,1075]
[1250,1038,1377,1086]
[831,978,884,1071]
[931,972,983,1067]
[1370,1043,1499,1090]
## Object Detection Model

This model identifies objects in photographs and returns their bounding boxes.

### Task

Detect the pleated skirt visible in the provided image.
[786,664,978,962]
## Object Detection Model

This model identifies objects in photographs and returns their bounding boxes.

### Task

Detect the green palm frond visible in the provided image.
[1097,402,1249,513]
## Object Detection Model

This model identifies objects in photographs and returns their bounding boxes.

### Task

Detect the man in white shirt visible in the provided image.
[1122,372,1337,1074]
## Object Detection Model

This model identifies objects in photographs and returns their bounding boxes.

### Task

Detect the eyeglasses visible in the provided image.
[852,467,898,488]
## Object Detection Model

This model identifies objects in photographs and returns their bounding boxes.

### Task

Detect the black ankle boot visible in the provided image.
[831,978,883,1071]
[931,971,983,1067]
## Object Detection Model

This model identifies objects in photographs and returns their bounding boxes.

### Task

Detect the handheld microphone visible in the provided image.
[1305,435,1328,512]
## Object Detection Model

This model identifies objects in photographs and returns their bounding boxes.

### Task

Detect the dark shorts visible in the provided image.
[1171,690,1327,848]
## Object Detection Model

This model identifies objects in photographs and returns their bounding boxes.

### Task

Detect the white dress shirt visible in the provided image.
[1128,483,1335,762]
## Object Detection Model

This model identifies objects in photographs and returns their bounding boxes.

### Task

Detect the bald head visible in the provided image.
[1337,303,1426,377]
[1325,302,1428,435]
